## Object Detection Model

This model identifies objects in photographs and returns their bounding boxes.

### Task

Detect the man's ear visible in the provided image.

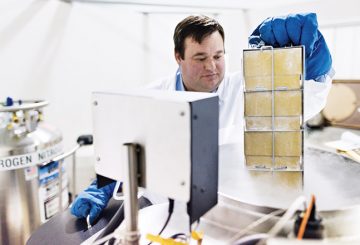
[174,51,182,65]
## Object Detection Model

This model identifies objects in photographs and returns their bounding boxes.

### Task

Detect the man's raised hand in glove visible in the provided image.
[248,13,332,82]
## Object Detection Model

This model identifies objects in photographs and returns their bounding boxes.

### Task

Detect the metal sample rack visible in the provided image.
[243,46,305,185]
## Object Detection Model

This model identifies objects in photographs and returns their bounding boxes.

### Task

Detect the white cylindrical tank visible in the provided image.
[0,99,68,245]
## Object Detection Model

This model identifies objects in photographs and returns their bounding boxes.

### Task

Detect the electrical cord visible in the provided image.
[228,209,285,244]
[92,233,121,245]
[255,195,307,245]
[170,233,188,242]
[112,181,145,200]
[147,198,174,245]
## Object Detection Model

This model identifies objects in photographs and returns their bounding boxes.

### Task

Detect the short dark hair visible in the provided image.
[173,15,225,59]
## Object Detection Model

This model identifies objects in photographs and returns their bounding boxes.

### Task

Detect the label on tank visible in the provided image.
[0,143,63,171]
[38,161,69,223]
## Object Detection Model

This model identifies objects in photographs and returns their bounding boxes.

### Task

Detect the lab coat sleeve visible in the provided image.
[304,74,332,121]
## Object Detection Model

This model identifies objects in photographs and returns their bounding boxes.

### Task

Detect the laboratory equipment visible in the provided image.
[0,99,65,245]
[243,46,304,188]
[92,89,219,243]
[0,98,93,245]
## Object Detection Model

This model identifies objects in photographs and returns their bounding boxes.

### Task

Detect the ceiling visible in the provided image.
[71,0,319,10]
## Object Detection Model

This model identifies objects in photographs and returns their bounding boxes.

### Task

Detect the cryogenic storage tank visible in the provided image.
[0,98,68,245]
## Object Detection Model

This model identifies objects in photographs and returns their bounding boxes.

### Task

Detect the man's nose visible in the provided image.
[204,59,216,70]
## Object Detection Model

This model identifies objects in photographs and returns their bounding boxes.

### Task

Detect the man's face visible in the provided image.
[175,31,225,92]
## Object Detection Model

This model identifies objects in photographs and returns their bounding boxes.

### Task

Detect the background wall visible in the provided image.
[1,0,359,189]
[0,0,249,149]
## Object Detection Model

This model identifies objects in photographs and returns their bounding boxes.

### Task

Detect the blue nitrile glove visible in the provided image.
[70,180,116,224]
[249,13,332,81]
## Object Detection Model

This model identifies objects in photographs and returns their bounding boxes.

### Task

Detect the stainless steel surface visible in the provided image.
[49,144,80,164]
[72,152,77,199]
[122,143,140,244]
[0,123,62,157]
[219,127,360,211]
[305,126,360,153]
[135,193,360,244]
[0,100,66,245]
[58,160,63,213]
[0,100,48,112]
[203,194,360,242]
[0,168,39,245]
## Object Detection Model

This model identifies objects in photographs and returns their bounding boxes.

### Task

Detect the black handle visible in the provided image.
[77,134,93,146]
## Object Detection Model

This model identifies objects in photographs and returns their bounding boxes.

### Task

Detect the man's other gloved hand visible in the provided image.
[70,180,116,224]
[249,13,332,81]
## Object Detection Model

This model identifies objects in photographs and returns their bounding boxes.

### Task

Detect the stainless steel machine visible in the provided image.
[0,99,66,245]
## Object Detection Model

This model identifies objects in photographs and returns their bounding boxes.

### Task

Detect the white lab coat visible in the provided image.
[149,71,332,146]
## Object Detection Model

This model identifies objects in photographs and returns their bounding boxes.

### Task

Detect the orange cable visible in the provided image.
[297,194,315,240]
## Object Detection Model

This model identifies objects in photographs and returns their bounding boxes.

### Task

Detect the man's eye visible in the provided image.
[196,57,206,61]
[214,55,222,60]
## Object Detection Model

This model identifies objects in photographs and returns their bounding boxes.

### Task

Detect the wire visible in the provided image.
[255,195,307,245]
[160,199,175,235]
[228,209,285,243]
[297,194,316,240]
[192,219,200,231]
[267,196,306,237]
[171,233,188,242]
[147,198,175,245]
[112,181,145,200]
[91,232,121,245]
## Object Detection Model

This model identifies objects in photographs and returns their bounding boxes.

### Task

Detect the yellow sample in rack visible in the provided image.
[274,91,302,116]
[243,47,303,91]
[243,46,304,172]
[245,91,302,117]
[245,131,302,157]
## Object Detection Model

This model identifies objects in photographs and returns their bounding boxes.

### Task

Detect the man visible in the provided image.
[71,14,333,224]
